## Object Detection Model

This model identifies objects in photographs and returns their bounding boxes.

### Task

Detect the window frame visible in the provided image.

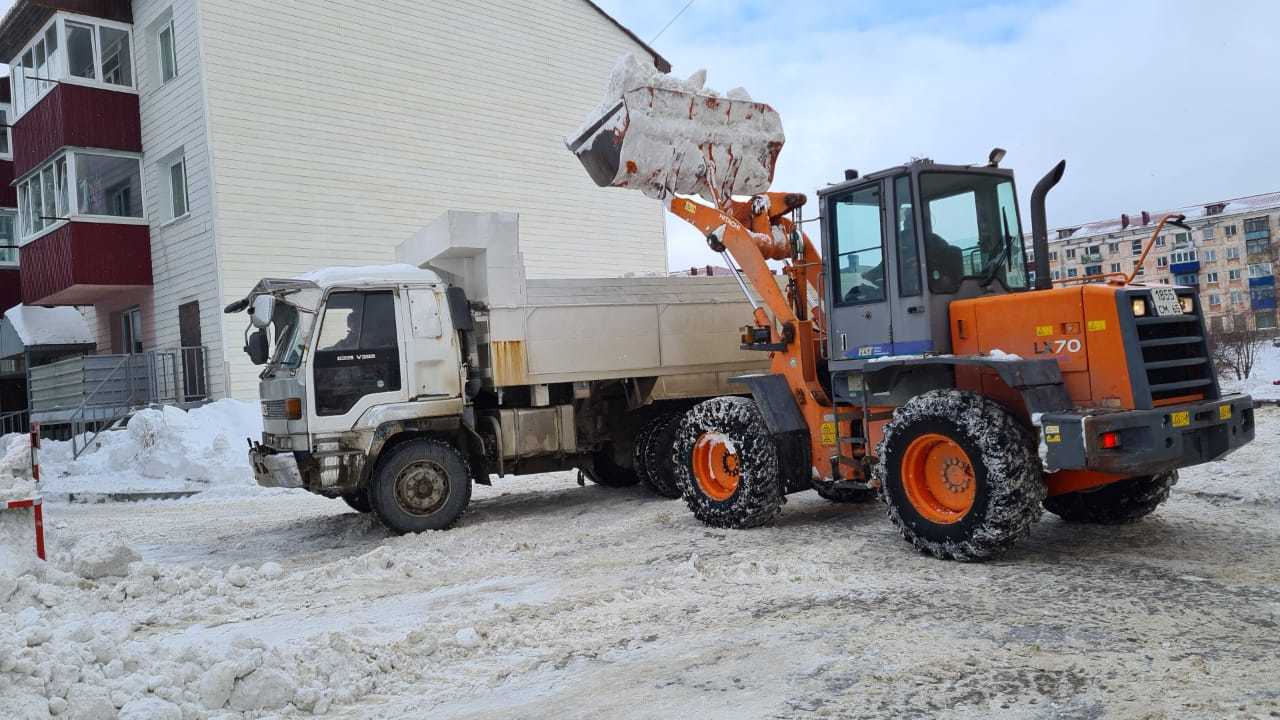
[14,148,146,243]
[0,103,11,160]
[157,18,178,84]
[917,170,1028,294]
[828,182,888,306]
[167,153,189,221]
[7,12,138,122]
[0,210,18,266]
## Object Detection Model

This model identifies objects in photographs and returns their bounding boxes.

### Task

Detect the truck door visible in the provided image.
[308,289,408,434]
[826,180,893,361]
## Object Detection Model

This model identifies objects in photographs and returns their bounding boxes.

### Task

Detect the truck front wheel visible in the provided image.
[672,396,784,528]
[370,439,472,533]
[341,490,372,513]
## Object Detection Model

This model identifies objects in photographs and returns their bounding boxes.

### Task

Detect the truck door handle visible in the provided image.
[907,305,924,314]
[840,333,847,352]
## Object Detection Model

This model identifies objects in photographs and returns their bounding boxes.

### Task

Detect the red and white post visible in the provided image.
[2,497,45,560]
[29,422,41,484]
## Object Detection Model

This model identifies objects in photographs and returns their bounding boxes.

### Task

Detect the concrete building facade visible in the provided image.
[1031,192,1278,334]
[0,0,670,407]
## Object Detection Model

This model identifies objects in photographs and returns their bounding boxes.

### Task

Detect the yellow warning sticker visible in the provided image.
[820,422,837,446]
[1171,411,1190,428]
[1043,424,1061,443]
[1087,319,1107,332]
[683,200,697,214]
[1035,325,1054,337]
[1219,405,1232,420]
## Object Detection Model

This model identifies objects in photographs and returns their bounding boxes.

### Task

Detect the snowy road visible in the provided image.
[3,409,1278,718]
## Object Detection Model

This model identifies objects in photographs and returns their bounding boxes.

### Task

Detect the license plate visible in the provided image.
[1171,411,1190,428]
[1150,287,1182,316]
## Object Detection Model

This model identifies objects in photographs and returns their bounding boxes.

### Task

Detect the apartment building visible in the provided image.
[1030,192,1279,334]
[0,0,670,409]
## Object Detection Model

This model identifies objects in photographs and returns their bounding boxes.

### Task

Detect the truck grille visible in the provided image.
[1129,289,1218,406]
[262,399,288,418]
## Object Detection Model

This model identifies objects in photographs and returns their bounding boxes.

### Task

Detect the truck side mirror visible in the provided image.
[246,329,270,365]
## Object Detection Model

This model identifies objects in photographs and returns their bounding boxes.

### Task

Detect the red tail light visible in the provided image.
[1100,431,1121,449]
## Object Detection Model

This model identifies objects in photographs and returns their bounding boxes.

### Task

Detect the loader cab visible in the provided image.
[819,161,1029,370]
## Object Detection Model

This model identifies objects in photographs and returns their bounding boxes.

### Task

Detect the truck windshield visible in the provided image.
[266,300,310,370]
[919,172,1028,294]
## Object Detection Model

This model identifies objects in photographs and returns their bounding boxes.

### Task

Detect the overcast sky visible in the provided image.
[596,0,1280,270]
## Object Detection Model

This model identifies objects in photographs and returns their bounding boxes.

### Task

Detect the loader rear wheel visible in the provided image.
[370,439,472,533]
[875,390,1045,561]
[341,489,372,513]
[1043,471,1177,524]
[673,396,784,528]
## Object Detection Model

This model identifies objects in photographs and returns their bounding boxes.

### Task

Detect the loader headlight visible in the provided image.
[1179,296,1195,314]
[1131,298,1148,317]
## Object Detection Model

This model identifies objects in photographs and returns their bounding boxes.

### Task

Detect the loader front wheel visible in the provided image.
[876,390,1045,561]
[370,439,472,533]
[1043,471,1177,524]
[673,396,784,528]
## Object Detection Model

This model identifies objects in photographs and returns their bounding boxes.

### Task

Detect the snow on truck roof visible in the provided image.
[296,264,443,288]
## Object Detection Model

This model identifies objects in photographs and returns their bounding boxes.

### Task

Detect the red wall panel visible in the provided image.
[19,222,151,305]
[12,84,142,177]
[0,160,16,208]
[0,268,20,313]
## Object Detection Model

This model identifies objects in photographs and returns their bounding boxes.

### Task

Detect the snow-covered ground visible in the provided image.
[2,402,1278,718]
[1221,341,1280,402]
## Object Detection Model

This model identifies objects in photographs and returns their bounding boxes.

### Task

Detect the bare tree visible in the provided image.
[1208,324,1267,381]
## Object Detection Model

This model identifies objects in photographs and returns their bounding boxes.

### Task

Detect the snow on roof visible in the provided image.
[2,304,94,347]
[1044,190,1280,243]
[296,264,444,288]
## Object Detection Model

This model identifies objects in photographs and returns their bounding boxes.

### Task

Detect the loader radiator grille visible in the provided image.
[1129,290,1218,406]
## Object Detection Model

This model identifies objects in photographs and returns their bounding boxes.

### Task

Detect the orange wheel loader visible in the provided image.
[567,55,1255,560]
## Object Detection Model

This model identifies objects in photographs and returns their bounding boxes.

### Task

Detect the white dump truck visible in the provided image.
[226,211,774,532]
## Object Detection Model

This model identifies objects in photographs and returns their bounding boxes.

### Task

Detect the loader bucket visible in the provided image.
[567,55,785,204]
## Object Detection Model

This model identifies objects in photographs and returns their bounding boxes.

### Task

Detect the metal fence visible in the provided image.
[0,409,28,436]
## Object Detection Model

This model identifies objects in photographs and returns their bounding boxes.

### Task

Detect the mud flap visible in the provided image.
[729,373,811,494]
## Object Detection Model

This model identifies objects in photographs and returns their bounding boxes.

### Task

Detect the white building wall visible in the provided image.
[196,0,669,399]
[95,0,227,398]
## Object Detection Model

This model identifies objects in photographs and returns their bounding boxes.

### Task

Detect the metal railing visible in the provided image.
[0,409,28,436]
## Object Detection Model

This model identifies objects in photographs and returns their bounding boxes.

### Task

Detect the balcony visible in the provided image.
[11,83,140,176]
[1249,275,1275,289]
[1169,260,1200,275]
[18,221,151,305]
[1251,290,1277,311]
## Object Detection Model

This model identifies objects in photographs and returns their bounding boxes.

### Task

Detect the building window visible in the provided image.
[1155,236,1166,247]
[1174,273,1197,286]
[1229,269,1243,281]
[1156,256,1169,268]
[0,104,10,158]
[16,150,144,240]
[121,307,143,354]
[1202,226,1215,240]
[8,15,136,119]
[167,154,189,219]
[1203,248,1216,262]
[1230,290,1244,305]
[1066,267,1078,278]
[1173,232,1190,246]
[1170,249,1197,264]
[1224,225,1237,236]
[1084,264,1102,276]
[158,19,178,83]
[1226,246,1241,260]
[1107,242,1119,253]
[1131,239,1142,255]
[0,211,17,264]
[1110,262,1121,273]
[1244,217,1270,240]
[1247,238,1271,256]
[1052,270,1061,280]
[1256,312,1277,330]
[1248,263,1274,279]
[1206,271,1219,284]
[1049,251,1058,261]
[1065,248,1076,259]
[1209,293,1221,306]
[1205,203,1226,216]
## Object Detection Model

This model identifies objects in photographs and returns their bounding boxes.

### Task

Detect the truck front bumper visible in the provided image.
[250,446,305,489]
[1040,394,1254,476]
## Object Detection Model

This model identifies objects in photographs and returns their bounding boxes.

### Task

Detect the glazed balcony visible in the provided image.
[18,220,151,305]
[11,82,140,176]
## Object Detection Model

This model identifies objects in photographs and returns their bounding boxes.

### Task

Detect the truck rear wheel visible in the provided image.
[672,396,784,528]
[633,414,681,498]
[875,390,1045,561]
[1043,472,1177,524]
[369,439,472,533]
[589,445,640,487]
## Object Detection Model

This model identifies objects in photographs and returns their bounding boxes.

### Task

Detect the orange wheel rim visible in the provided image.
[692,433,741,501]
[900,433,976,524]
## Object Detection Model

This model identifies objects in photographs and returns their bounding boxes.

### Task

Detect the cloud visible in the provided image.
[597,0,1279,271]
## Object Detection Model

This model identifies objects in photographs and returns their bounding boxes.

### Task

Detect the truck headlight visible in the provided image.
[284,398,302,420]
[1131,298,1147,317]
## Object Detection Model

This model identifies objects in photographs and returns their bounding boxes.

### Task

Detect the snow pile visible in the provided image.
[0,399,263,495]
[1220,342,1280,401]
[3,304,94,346]
[568,53,784,203]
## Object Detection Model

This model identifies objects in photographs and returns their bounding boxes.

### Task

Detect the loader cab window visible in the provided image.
[313,290,401,416]
[919,172,1028,294]
[830,184,886,305]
